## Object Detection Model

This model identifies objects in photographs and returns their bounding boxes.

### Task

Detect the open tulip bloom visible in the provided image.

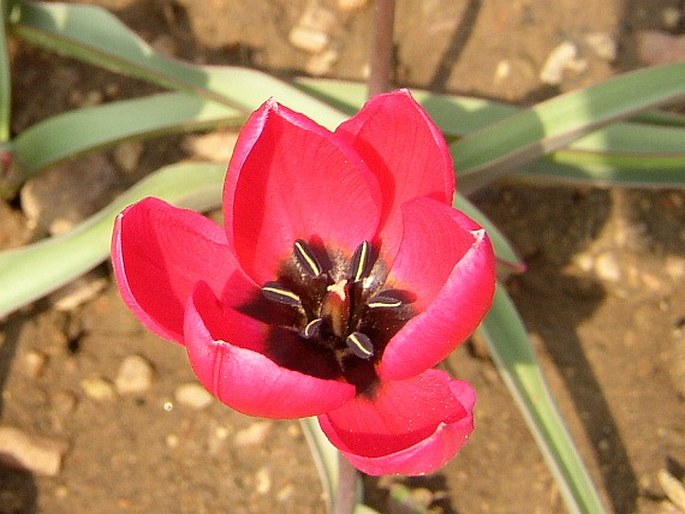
[112,89,496,476]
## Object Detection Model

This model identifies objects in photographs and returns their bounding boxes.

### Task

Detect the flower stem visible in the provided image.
[333,455,359,514]
[367,0,396,98]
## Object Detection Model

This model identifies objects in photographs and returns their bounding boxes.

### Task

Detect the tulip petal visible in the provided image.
[224,99,382,285]
[184,282,356,418]
[112,197,235,343]
[336,90,455,260]
[379,197,496,380]
[319,369,475,476]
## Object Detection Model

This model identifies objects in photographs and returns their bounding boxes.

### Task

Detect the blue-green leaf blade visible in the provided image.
[10,91,241,175]
[479,286,606,514]
[0,161,225,319]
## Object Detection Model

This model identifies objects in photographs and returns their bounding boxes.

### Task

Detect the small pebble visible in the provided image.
[669,328,685,399]
[277,484,295,502]
[658,468,685,511]
[594,251,621,282]
[289,26,330,53]
[80,376,117,401]
[637,31,685,65]
[0,426,68,476]
[115,355,155,395]
[585,32,617,61]
[661,7,682,31]
[337,0,369,12]
[305,48,340,76]
[183,131,238,162]
[255,467,272,495]
[50,270,108,312]
[22,350,48,379]
[493,59,511,83]
[113,141,144,174]
[234,421,272,447]
[20,153,119,235]
[539,41,587,85]
[174,382,213,410]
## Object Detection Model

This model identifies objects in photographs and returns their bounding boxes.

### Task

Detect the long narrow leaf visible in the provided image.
[478,286,606,514]
[13,1,349,129]
[0,0,11,141]
[296,78,685,187]
[13,92,241,174]
[517,149,685,187]
[0,161,225,319]
[454,62,685,192]
[300,417,339,513]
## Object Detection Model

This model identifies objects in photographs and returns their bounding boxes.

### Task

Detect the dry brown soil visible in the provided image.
[2,0,685,513]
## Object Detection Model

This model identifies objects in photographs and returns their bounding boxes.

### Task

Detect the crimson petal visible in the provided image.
[223,99,382,285]
[380,197,496,380]
[336,90,455,260]
[319,369,475,476]
[184,282,356,418]
[111,197,235,343]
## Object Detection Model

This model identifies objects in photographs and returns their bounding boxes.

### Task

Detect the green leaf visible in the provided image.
[454,62,685,192]
[300,417,340,513]
[478,286,606,514]
[296,78,685,187]
[0,92,242,196]
[0,161,225,319]
[0,0,11,141]
[517,149,685,187]
[13,1,349,129]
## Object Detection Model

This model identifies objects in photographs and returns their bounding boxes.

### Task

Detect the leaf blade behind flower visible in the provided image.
[478,286,607,514]
[295,77,685,188]
[0,161,225,319]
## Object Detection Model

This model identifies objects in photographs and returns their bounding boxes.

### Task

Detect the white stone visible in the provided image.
[661,7,682,31]
[115,355,155,395]
[585,32,618,61]
[305,48,340,76]
[113,141,144,174]
[0,425,68,476]
[20,153,119,235]
[658,468,685,511]
[234,421,272,447]
[255,467,272,495]
[594,251,621,282]
[50,270,108,312]
[22,350,48,379]
[337,0,370,12]
[174,382,213,410]
[539,41,587,85]
[80,376,116,401]
[183,131,238,162]
[289,26,330,53]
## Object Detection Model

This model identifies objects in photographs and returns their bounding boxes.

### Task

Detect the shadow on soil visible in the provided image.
[0,311,39,514]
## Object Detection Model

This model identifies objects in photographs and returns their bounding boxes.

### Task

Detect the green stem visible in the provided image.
[0,0,12,141]
[333,456,359,514]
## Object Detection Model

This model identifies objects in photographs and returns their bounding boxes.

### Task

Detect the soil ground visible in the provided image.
[1,0,685,513]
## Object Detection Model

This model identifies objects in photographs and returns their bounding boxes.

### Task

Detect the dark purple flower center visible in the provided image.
[259,239,415,388]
